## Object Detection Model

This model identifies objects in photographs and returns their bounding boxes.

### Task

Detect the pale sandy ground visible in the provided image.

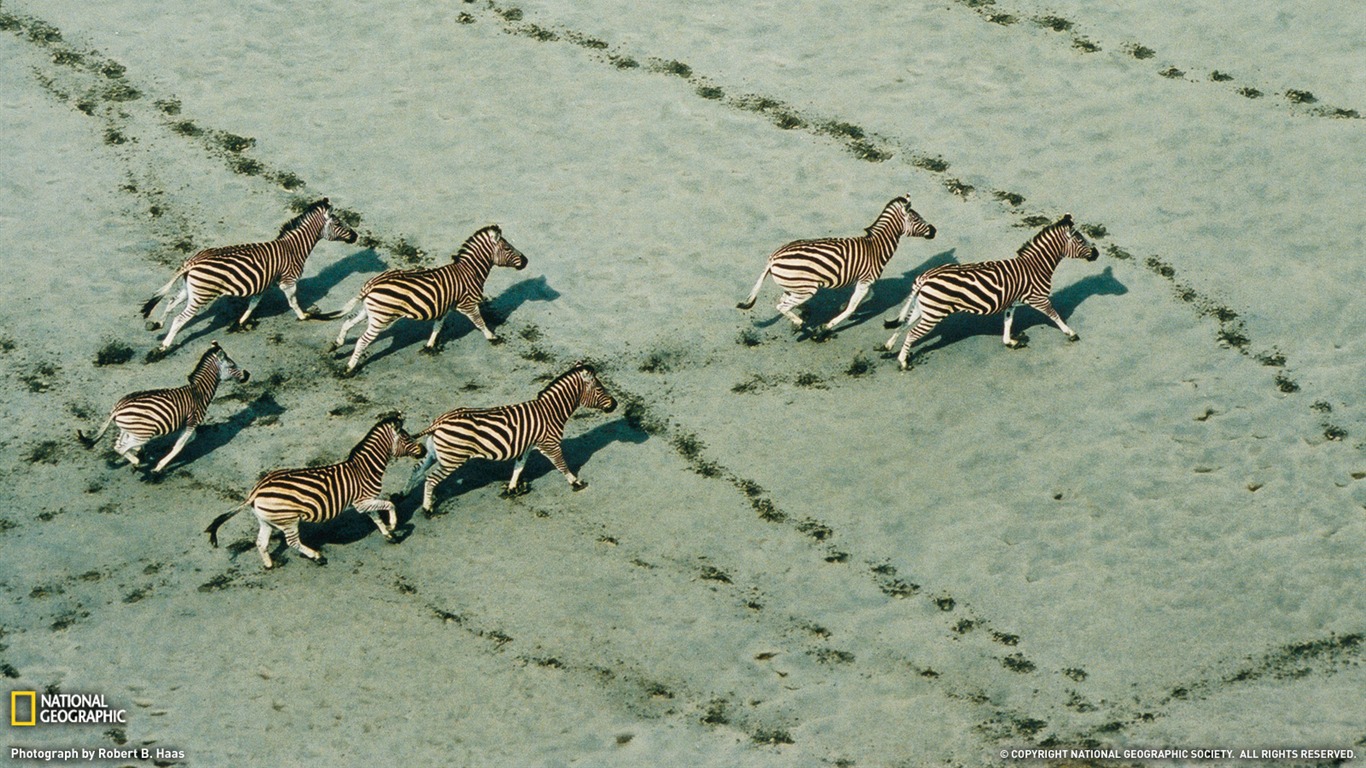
[1,1,1363,766]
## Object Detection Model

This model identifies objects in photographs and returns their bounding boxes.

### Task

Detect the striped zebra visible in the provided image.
[77,341,250,473]
[737,195,936,337]
[407,363,618,515]
[330,225,528,373]
[882,214,1099,370]
[205,414,426,569]
[141,198,358,354]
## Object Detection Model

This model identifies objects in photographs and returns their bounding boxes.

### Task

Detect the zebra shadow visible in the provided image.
[384,416,648,529]
[898,264,1127,353]
[753,249,959,332]
[349,274,562,367]
[139,392,287,478]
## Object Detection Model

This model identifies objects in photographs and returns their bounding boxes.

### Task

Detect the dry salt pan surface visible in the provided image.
[1,0,1363,765]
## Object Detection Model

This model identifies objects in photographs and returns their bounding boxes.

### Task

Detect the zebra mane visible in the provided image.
[451,225,503,261]
[864,196,910,237]
[1016,214,1075,257]
[189,341,223,380]
[277,198,331,239]
[538,362,594,397]
[348,413,405,460]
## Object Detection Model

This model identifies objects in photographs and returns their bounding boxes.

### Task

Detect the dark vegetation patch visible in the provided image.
[736,328,761,347]
[731,374,773,394]
[638,349,679,373]
[934,595,956,611]
[844,352,874,377]
[993,190,1024,206]
[25,441,63,465]
[1144,255,1175,279]
[1072,37,1100,53]
[1063,667,1089,682]
[699,565,732,584]
[1209,71,1234,82]
[1002,652,1036,672]
[94,340,135,366]
[751,727,795,746]
[911,154,950,173]
[811,648,854,665]
[987,13,1017,25]
[1125,43,1156,60]
[953,618,978,634]
[943,178,975,198]
[648,58,692,78]
[795,518,833,541]
[1160,67,1185,79]
[610,55,639,70]
[870,562,919,598]
[701,698,730,726]
[20,362,60,392]
[1238,87,1263,99]
[154,97,180,115]
[1284,89,1317,104]
[1018,215,1051,228]
[215,132,255,153]
[1034,15,1073,32]
[793,372,826,389]
[620,395,667,436]
[1105,243,1132,260]
[696,84,724,100]
[1079,223,1107,239]
[992,631,1020,646]
[387,237,425,265]
[1274,373,1300,394]
[171,120,203,137]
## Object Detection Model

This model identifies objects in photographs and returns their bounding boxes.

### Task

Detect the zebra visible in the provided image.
[205,414,426,569]
[882,213,1099,370]
[141,198,358,355]
[329,225,528,373]
[737,195,936,337]
[77,341,250,473]
[407,363,617,516]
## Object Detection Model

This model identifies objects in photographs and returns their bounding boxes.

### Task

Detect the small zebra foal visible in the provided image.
[738,195,936,336]
[77,341,250,473]
[407,363,618,516]
[142,198,358,354]
[205,414,426,569]
[883,214,1099,370]
[330,225,527,373]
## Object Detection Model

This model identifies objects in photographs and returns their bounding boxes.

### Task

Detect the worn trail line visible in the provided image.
[945,0,1362,120]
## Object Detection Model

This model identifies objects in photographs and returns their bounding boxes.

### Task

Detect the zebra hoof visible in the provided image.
[808,327,834,343]
[882,318,900,330]
[500,482,530,498]
[418,345,440,356]
[1066,333,1080,343]
[312,554,328,566]
[325,341,340,353]
[571,480,588,492]
[489,336,504,346]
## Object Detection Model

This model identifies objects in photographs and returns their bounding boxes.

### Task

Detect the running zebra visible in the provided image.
[330,225,528,374]
[142,198,358,354]
[205,414,426,569]
[883,214,1099,370]
[737,195,936,337]
[407,363,617,516]
[77,341,250,473]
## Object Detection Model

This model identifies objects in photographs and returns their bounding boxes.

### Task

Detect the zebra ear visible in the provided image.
[1060,213,1074,226]
[321,197,331,207]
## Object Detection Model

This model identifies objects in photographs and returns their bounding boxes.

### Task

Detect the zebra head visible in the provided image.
[375,413,427,461]
[899,198,936,240]
[489,226,529,271]
[205,341,251,384]
[573,363,617,414]
[1058,214,1099,261]
[321,200,360,244]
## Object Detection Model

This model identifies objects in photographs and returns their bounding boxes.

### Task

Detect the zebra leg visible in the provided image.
[503,449,534,496]
[355,498,397,541]
[824,281,872,331]
[346,316,396,373]
[537,440,586,491]
[420,316,447,353]
[160,291,216,350]
[113,430,148,466]
[896,315,944,370]
[151,426,196,473]
[279,281,312,320]
[232,295,264,331]
[457,304,500,344]
[775,291,815,329]
[1026,296,1079,341]
[255,520,276,569]
[421,461,461,516]
[150,282,189,331]
[1002,304,1028,348]
[281,522,325,565]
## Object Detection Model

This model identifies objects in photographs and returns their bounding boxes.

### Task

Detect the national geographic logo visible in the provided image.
[10,691,128,726]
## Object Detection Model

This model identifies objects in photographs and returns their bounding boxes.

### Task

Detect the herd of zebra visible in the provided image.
[78,195,1099,569]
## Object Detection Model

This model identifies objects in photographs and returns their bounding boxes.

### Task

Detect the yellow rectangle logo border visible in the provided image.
[11,690,37,726]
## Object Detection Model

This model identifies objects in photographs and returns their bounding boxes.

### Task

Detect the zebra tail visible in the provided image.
[76,412,115,449]
[140,274,181,318]
[205,502,250,548]
[319,294,361,322]
[736,264,771,310]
